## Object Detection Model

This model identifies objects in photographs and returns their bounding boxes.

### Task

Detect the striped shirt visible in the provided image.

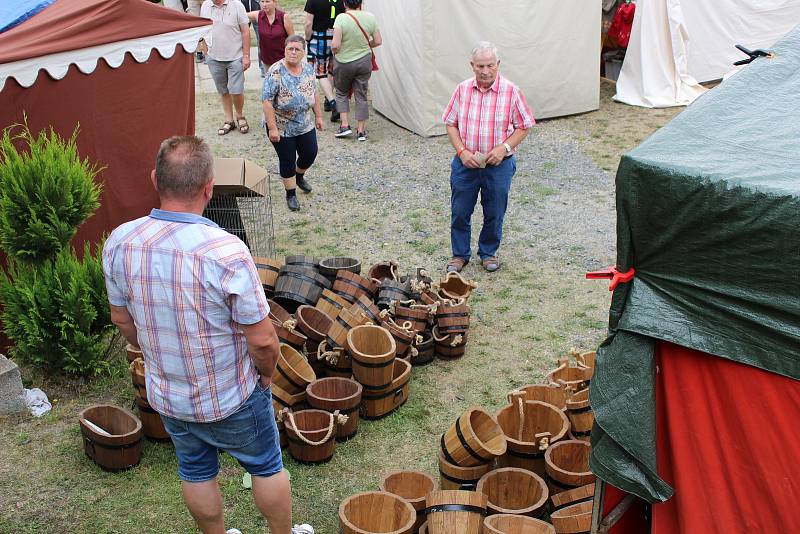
[442,74,535,155]
[102,209,270,423]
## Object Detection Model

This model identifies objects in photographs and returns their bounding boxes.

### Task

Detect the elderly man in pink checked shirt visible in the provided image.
[103,136,314,534]
[442,41,535,273]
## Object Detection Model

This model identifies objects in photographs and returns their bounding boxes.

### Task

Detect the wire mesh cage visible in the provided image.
[203,177,275,258]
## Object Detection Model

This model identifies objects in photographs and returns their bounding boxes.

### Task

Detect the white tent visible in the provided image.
[616,0,800,108]
[365,0,601,137]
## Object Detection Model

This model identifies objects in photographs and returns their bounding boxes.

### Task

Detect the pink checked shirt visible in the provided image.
[103,209,270,423]
[442,74,535,155]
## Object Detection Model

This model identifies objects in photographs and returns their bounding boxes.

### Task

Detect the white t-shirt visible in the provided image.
[200,0,249,61]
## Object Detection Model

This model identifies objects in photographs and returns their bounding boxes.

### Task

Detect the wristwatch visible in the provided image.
[503,142,512,154]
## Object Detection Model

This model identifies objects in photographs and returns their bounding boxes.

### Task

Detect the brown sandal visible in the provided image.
[446,257,468,273]
[236,116,250,134]
[218,121,236,135]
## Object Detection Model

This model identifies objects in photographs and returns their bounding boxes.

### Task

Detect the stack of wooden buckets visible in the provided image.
[338,349,596,534]
[254,255,479,465]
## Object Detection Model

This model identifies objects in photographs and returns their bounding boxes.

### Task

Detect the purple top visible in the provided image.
[258,8,288,66]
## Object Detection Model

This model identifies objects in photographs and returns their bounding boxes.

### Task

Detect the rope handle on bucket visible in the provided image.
[282,318,298,331]
[431,329,463,347]
[317,339,345,365]
[279,408,348,446]
[570,347,591,369]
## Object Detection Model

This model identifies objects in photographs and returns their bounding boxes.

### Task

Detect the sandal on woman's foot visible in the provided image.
[236,117,249,134]
[218,121,236,135]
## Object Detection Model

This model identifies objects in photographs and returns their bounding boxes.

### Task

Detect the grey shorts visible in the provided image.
[206,58,245,95]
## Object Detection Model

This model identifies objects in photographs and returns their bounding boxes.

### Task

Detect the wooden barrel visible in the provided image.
[306,377,362,440]
[433,326,468,360]
[253,256,282,296]
[125,343,143,364]
[441,408,507,467]
[565,388,593,442]
[351,293,381,324]
[316,288,349,320]
[434,300,470,335]
[546,361,592,391]
[394,303,430,334]
[283,408,340,464]
[419,522,428,534]
[267,298,293,324]
[476,467,548,518]
[295,305,333,367]
[380,470,438,533]
[271,383,307,413]
[129,358,147,401]
[274,343,316,394]
[544,440,594,495]
[273,265,331,313]
[361,358,411,419]
[271,319,307,352]
[134,396,171,441]
[339,491,416,534]
[426,489,487,534]
[78,405,143,471]
[381,318,415,357]
[438,450,493,491]
[483,514,556,534]
[348,325,396,391]
[376,279,412,310]
[550,500,592,534]
[496,401,570,478]
[333,270,378,304]
[412,330,435,366]
[437,271,478,301]
[327,306,371,350]
[367,260,399,282]
[509,384,568,411]
[551,483,594,514]
[285,254,319,272]
[318,256,361,284]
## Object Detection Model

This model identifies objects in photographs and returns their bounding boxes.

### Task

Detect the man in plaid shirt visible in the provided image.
[103,136,313,534]
[442,41,535,273]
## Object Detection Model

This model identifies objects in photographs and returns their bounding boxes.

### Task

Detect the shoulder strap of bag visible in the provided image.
[345,11,371,47]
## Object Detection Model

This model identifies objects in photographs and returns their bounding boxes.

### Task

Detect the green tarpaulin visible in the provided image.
[590,27,800,502]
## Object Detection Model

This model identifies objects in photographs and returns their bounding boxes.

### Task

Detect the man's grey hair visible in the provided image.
[471,41,500,61]
[154,136,213,198]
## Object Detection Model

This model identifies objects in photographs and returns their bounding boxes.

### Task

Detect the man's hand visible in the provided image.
[485,145,507,166]
[268,127,280,142]
[460,150,481,169]
[259,374,272,388]
[242,56,251,71]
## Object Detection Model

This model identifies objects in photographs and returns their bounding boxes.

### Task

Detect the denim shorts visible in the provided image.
[160,383,283,482]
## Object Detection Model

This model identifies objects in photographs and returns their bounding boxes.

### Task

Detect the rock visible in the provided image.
[0,354,26,415]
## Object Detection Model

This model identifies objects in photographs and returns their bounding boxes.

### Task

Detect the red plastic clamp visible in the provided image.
[585,266,636,291]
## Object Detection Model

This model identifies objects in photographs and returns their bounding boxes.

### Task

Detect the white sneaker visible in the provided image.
[226,529,242,534]
[292,525,315,534]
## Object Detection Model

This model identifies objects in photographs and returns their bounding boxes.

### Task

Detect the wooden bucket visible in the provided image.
[270,319,307,352]
[437,271,478,301]
[361,358,411,419]
[316,288,349,320]
[483,514,556,534]
[380,470,438,533]
[438,450,493,491]
[394,303,430,334]
[268,298,293,324]
[339,491,416,534]
[509,384,568,411]
[572,349,595,371]
[476,467,548,518]
[295,305,333,365]
[367,261,399,282]
[333,270,378,304]
[420,289,442,306]
[376,279,412,310]
[348,324,396,391]
[271,383,307,413]
[253,256,282,296]
[125,343,143,364]
[544,440,595,495]
[285,254,319,272]
[441,408,507,467]
[565,388,593,442]
[134,396,171,441]
[549,500,592,534]
[381,318,415,357]
[426,489,487,534]
[273,265,331,313]
[78,405,143,471]
[546,361,593,391]
[412,330,435,366]
[129,358,147,401]
[433,326,468,360]
[551,483,594,514]
[274,343,316,394]
[419,522,428,534]
[326,306,371,350]
[496,400,570,478]
[318,256,361,284]
[351,293,382,324]
[306,377,362,440]
[283,408,342,464]
[434,299,470,335]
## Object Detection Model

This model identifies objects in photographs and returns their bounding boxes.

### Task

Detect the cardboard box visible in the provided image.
[213,157,269,195]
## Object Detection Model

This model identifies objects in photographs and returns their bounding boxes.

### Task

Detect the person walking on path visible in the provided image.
[331,0,381,141]
[262,35,324,211]
[200,0,252,136]
[246,0,295,77]
[103,136,314,534]
[303,0,344,122]
[442,41,535,273]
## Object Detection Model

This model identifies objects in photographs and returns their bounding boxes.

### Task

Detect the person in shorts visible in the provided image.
[103,136,314,534]
[304,0,344,121]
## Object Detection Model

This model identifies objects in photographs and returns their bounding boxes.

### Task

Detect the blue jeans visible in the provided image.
[450,155,516,261]
[160,383,283,482]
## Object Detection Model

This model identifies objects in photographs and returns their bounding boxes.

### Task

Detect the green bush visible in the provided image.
[0,123,102,265]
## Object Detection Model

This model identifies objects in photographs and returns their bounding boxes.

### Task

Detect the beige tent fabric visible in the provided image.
[365,0,601,137]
